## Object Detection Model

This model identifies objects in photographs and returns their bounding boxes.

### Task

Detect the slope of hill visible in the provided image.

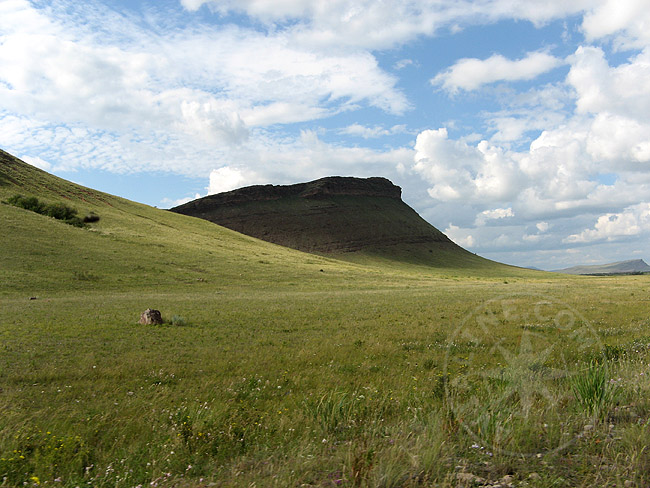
[0,149,381,294]
[171,176,504,269]
[553,259,650,275]
[0,149,536,297]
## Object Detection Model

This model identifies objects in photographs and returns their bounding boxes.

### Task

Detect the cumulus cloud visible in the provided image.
[445,224,476,248]
[208,167,252,194]
[179,100,249,145]
[475,207,514,226]
[582,0,650,49]
[565,203,650,243]
[432,51,563,93]
[413,128,522,202]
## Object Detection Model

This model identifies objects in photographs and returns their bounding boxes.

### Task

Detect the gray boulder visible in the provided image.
[139,308,163,325]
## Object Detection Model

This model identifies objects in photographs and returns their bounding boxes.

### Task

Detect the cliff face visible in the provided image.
[171,176,458,255]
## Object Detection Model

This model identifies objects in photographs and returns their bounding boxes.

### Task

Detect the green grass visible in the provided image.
[1,150,650,486]
[572,361,620,418]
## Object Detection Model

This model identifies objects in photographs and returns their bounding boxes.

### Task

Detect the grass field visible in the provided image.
[1,152,650,487]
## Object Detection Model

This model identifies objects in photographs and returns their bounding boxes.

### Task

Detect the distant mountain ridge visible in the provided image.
[171,176,502,268]
[552,259,650,275]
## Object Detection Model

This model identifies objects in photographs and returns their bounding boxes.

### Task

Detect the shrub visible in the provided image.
[7,194,45,213]
[83,213,100,223]
[171,315,187,326]
[44,202,77,220]
[6,194,93,227]
[572,360,619,417]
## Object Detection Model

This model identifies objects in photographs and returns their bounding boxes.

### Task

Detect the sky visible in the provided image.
[2,0,650,270]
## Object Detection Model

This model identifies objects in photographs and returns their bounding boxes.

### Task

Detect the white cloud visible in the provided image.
[413,128,522,202]
[20,155,52,171]
[413,118,650,224]
[179,100,249,146]
[565,203,650,243]
[179,0,207,11]
[0,0,409,152]
[486,84,573,142]
[432,51,563,94]
[161,193,203,208]
[582,0,650,49]
[208,167,252,194]
[241,103,329,127]
[522,233,540,243]
[445,224,475,248]
[394,59,415,70]
[475,207,514,226]
[568,46,650,122]
[180,0,591,50]
[340,124,407,139]
[536,221,549,232]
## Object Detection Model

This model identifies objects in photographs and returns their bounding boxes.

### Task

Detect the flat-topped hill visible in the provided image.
[553,259,650,275]
[171,176,498,268]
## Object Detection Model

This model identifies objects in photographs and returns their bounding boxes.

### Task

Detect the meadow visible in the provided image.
[1,153,649,487]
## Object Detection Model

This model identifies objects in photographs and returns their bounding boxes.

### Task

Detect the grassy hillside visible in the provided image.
[0,150,535,298]
[0,150,395,295]
[1,150,650,487]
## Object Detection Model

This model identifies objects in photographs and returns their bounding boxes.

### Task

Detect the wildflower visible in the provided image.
[30,476,40,485]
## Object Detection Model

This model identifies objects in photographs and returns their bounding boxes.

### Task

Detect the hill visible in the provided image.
[170,176,502,269]
[552,259,650,275]
[0,149,378,294]
[0,149,531,296]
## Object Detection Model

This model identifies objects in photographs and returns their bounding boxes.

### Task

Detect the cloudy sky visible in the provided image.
[2,0,650,270]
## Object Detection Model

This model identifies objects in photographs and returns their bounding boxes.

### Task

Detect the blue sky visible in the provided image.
[2,0,650,270]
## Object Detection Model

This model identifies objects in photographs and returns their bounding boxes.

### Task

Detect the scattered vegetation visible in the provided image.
[4,194,94,228]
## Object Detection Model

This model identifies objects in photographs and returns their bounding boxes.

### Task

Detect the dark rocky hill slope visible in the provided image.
[171,176,496,268]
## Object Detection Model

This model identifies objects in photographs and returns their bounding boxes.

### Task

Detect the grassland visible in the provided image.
[1,152,649,487]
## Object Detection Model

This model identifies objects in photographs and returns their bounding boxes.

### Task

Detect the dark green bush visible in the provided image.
[5,194,93,228]
[44,202,78,221]
[83,213,100,223]
[7,194,45,213]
